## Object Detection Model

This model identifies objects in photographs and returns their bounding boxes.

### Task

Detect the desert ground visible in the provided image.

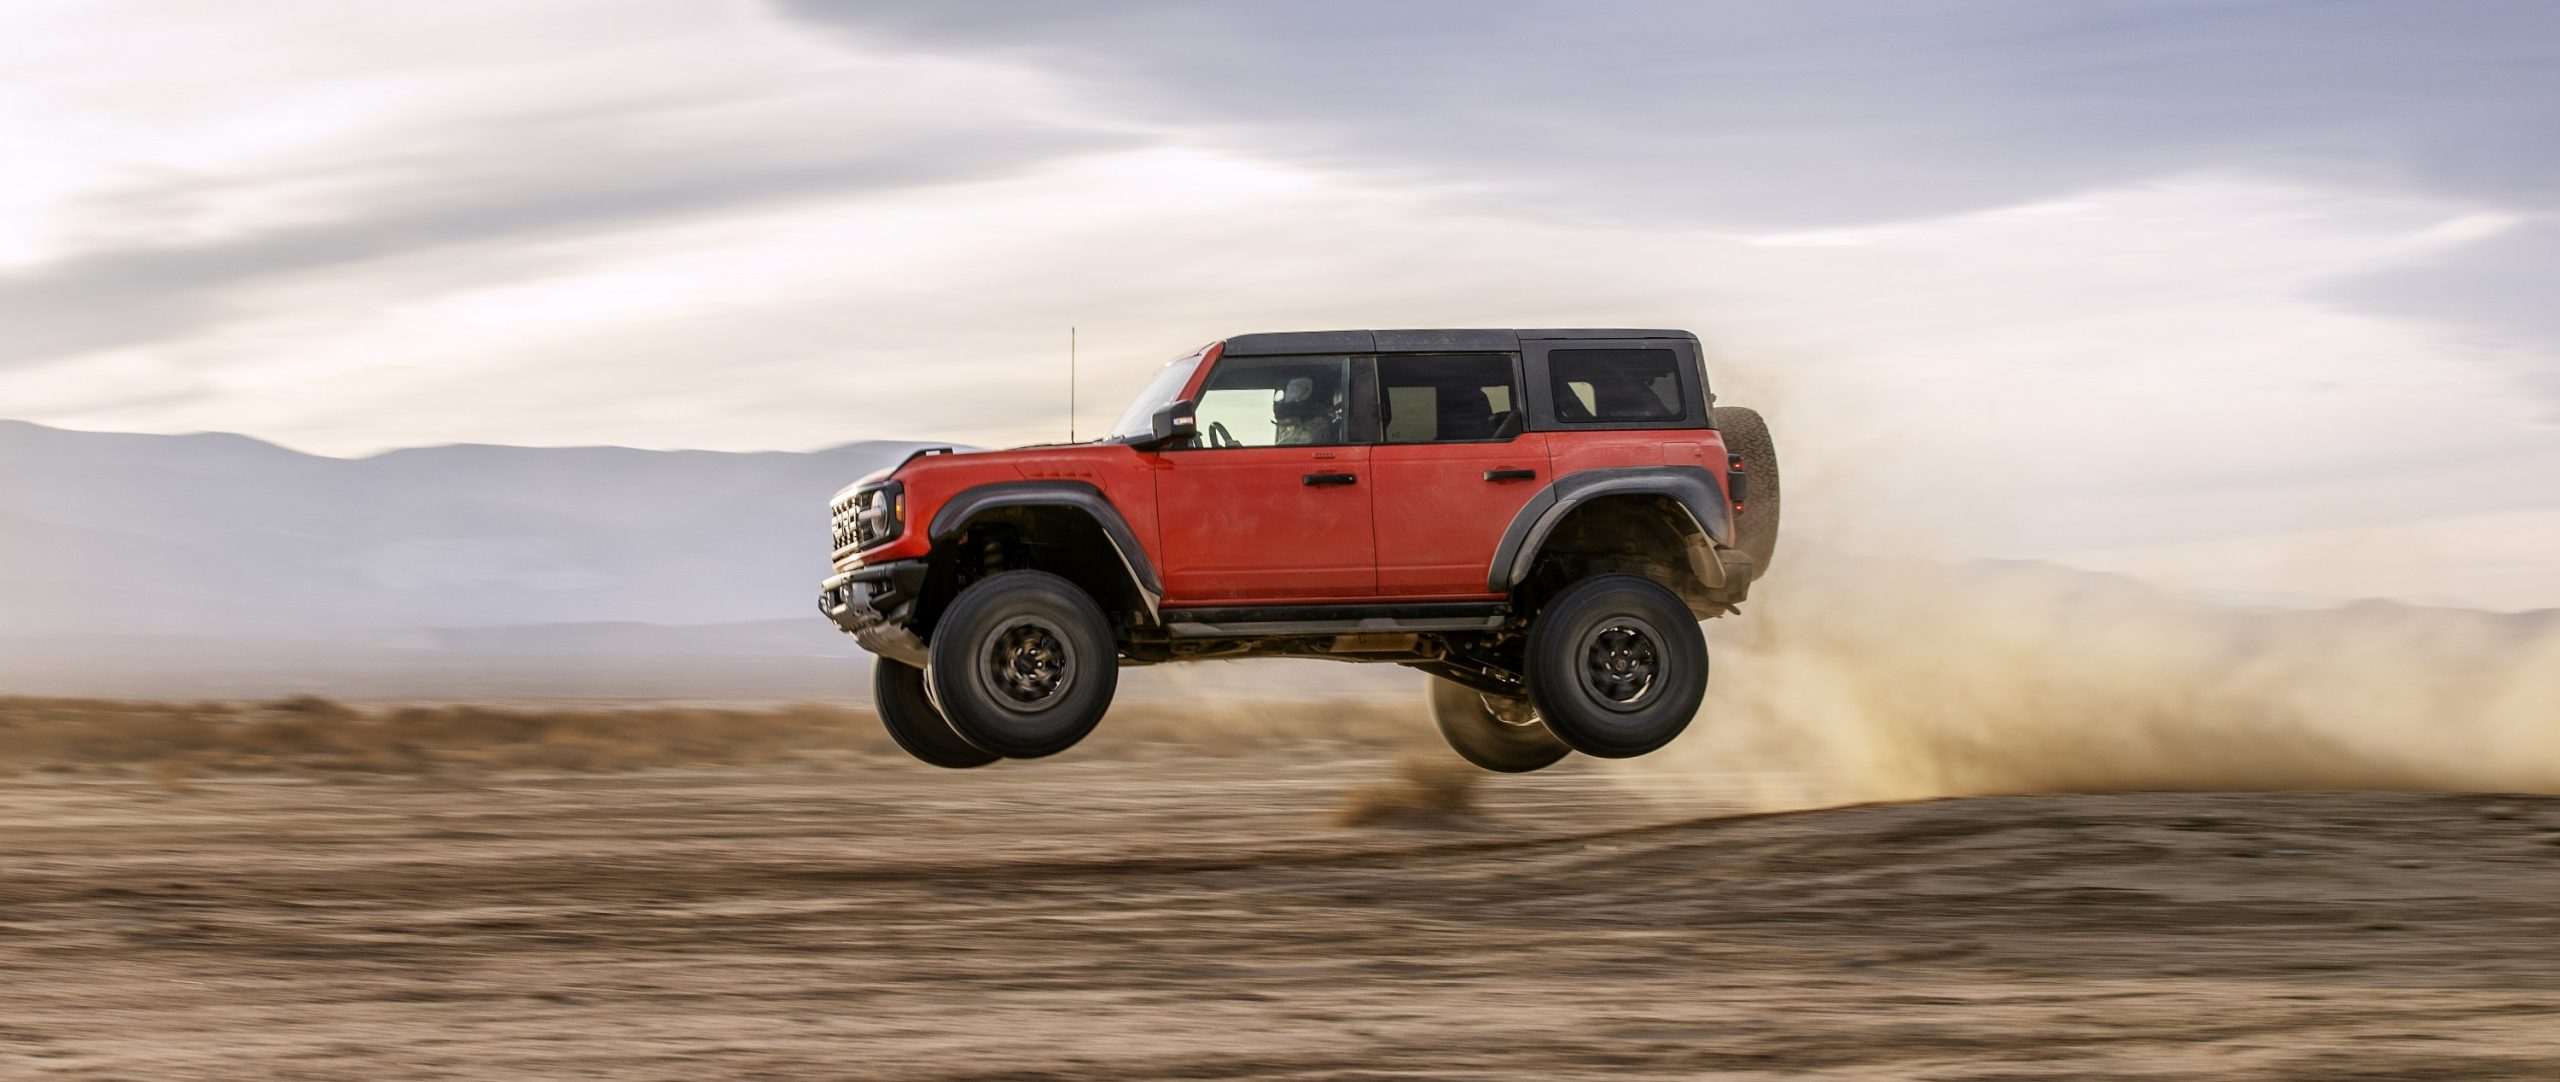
[4,696,2560,1080]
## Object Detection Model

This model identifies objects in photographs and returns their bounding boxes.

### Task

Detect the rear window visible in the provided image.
[1549,348,1684,423]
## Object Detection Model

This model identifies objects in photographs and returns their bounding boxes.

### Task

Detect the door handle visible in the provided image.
[1483,468,1538,482]
[1302,472,1358,486]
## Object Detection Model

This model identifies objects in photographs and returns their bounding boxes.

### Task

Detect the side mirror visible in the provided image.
[1137,399,1198,449]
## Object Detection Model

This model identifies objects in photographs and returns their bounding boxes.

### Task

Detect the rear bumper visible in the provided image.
[817,559,930,668]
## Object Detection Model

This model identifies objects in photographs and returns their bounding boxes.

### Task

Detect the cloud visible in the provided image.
[0,123,1116,369]
[1,0,2554,609]
[2326,220,2560,401]
[778,0,2560,413]
[778,0,2560,226]
[0,0,1130,372]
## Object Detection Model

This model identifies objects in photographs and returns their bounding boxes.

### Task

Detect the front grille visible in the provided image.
[830,491,867,552]
[830,499,861,552]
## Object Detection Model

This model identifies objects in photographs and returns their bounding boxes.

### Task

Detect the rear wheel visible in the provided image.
[927,570,1118,759]
[1428,677,1571,773]
[1712,405,1781,577]
[1523,574,1707,758]
[873,660,998,769]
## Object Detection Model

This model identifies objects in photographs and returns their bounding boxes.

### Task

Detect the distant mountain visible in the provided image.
[0,421,1419,702]
[0,420,936,637]
[4,420,2546,702]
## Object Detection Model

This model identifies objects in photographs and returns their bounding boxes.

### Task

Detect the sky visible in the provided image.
[3,0,2557,608]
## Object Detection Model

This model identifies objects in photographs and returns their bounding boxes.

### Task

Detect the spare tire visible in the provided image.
[1711,405,1781,578]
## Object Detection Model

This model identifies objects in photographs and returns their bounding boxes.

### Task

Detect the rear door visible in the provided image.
[1367,352,1549,598]
[1152,353,1377,602]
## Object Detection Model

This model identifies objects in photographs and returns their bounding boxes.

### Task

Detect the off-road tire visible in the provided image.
[1428,677,1572,774]
[927,570,1118,759]
[1523,574,1708,758]
[873,660,999,769]
[1712,405,1781,577]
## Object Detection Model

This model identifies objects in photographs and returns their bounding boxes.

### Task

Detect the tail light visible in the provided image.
[1726,453,1748,509]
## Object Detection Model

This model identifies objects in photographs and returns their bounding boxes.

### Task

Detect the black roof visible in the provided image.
[1220,328,1697,357]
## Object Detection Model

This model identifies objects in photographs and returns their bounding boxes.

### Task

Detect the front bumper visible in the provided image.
[817,559,930,669]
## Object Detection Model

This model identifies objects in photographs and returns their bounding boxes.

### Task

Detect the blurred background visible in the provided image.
[4,0,2557,702]
[9,6,2560,1079]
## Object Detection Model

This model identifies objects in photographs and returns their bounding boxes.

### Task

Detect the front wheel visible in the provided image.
[926,570,1119,759]
[1428,677,1571,773]
[873,660,998,769]
[1523,574,1708,758]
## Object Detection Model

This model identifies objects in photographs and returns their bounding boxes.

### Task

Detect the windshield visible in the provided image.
[1106,346,1210,440]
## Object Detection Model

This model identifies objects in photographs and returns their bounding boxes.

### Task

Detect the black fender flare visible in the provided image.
[1485,466,1736,593]
[927,481,1164,615]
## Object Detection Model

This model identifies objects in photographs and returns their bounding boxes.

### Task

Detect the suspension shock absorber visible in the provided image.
[979,530,1006,576]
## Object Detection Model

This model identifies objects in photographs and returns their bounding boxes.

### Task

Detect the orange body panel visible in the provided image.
[843,338,1738,607]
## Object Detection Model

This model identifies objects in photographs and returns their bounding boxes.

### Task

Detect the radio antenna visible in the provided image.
[1069,326,1078,442]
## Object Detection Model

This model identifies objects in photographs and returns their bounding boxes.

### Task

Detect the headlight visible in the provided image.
[851,480,904,549]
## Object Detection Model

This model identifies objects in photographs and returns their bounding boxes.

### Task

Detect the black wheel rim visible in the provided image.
[1577,616,1664,713]
[980,616,1075,713]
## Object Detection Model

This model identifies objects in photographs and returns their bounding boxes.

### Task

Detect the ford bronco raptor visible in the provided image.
[819,329,1779,772]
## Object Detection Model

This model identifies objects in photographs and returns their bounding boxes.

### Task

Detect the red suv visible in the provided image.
[820,329,1779,772]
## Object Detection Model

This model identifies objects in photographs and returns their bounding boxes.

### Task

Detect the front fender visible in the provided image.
[927,480,1165,613]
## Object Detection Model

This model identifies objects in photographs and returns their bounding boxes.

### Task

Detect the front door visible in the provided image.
[1152,353,1376,603]
[1367,352,1550,597]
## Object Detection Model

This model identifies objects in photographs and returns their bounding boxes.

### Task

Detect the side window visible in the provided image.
[1378,353,1520,443]
[1189,355,1352,448]
[1548,348,1684,423]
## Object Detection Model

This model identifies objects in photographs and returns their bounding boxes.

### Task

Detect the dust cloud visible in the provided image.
[1632,551,2560,810]
[1643,349,2560,810]
[1334,752,1484,828]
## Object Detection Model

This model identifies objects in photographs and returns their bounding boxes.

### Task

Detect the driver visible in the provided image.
[1271,375,1342,445]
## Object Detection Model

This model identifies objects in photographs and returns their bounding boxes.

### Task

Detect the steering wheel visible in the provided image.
[1207,421,1240,449]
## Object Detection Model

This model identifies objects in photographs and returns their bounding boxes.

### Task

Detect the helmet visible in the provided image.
[1272,375,1333,423]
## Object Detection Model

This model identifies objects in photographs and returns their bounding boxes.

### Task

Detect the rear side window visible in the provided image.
[1379,353,1518,443]
[1549,348,1684,423]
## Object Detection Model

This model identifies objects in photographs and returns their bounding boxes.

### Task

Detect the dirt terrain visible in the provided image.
[6,745,2560,1080]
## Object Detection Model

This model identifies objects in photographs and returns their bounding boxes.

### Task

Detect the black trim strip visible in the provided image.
[1485,466,1734,592]
[927,480,1165,600]
[827,446,954,506]
[1161,601,1506,639]
[1348,355,1381,445]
